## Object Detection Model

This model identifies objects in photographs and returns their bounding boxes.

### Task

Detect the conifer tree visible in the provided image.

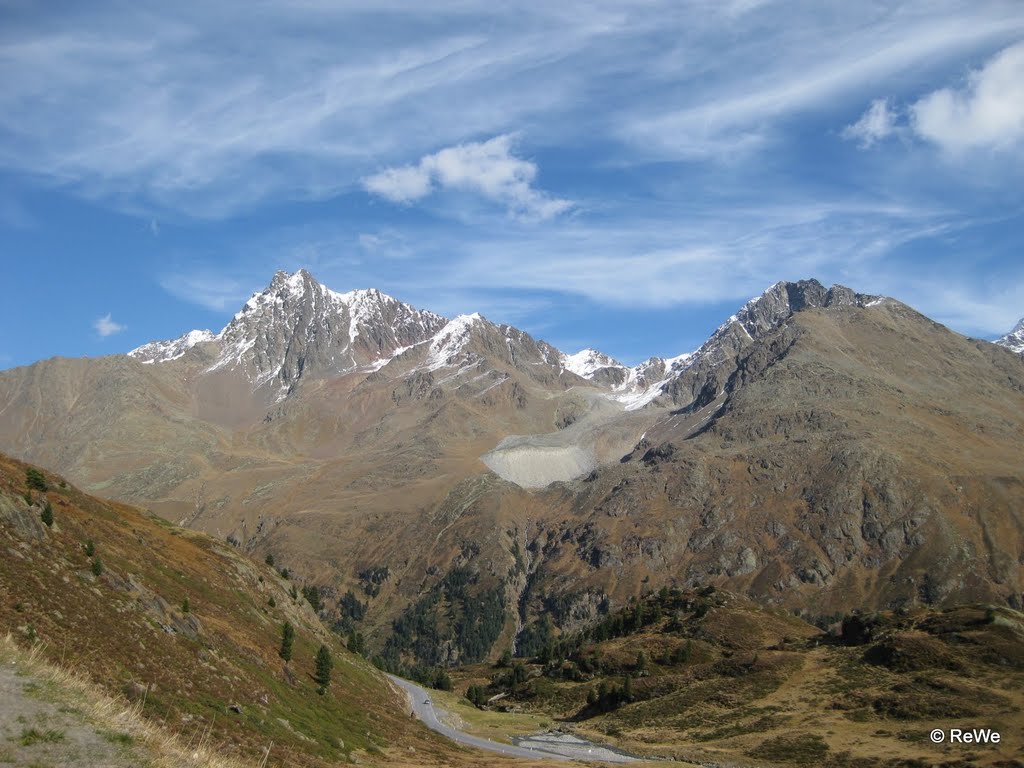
[41,501,53,527]
[314,644,333,694]
[279,621,294,662]
[91,557,103,577]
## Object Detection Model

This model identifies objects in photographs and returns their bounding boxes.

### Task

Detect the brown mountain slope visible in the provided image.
[0,453,487,767]
[512,298,1024,627]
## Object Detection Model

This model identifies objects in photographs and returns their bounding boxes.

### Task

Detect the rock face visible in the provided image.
[1,271,1022,669]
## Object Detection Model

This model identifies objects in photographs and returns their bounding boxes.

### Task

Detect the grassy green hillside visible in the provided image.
[0,454,464,767]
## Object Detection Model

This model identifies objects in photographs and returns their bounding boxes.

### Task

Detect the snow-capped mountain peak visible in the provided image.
[561,348,623,379]
[996,316,1024,355]
[133,270,448,393]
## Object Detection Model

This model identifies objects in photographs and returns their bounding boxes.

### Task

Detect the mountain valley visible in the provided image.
[1,271,1022,687]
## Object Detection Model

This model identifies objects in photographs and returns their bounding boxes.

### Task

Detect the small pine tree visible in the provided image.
[265,553,275,567]
[26,468,48,492]
[301,585,322,612]
[314,644,333,694]
[434,669,452,691]
[279,621,294,662]
[182,598,190,614]
[496,648,512,668]
[268,596,276,608]
[279,567,290,580]
[91,557,103,577]
[41,501,54,528]
[347,630,365,656]
[84,540,95,557]
[289,585,298,601]
[466,685,487,707]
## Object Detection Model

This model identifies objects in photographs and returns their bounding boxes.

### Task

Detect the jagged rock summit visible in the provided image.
[131,269,448,395]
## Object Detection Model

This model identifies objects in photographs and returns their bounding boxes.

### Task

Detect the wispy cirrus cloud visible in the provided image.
[621,11,1024,159]
[363,135,572,220]
[2,2,1022,216]
[159,271,252,313]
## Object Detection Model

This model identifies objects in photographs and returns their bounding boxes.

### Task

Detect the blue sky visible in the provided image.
[1,0,1023,368]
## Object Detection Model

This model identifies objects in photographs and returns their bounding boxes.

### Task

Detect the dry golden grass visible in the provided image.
[1,632,252,768]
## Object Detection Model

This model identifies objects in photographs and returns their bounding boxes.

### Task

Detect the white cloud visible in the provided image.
[362,165,433,204]
[842,98,898,147]
[910,41,1024,153]
[94,313,125,337]
[363,135,571,220]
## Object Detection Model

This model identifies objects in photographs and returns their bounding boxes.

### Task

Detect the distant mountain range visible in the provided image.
[1,270,1022,668]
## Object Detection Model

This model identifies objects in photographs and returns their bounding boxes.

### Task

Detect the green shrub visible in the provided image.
[26,468,48,492]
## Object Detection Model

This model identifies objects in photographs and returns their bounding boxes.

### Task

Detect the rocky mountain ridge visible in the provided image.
[125,272,889,415]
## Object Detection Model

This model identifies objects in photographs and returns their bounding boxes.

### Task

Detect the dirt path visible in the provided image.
[0,661,149,767]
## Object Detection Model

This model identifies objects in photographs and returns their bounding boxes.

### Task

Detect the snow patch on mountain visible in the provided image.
[426,313,484,371]
[607,352,695,411]
[129,329,216,364]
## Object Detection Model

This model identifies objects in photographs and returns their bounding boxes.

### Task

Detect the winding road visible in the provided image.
[386,674,637,763]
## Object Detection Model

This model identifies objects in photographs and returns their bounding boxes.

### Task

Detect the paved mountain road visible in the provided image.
[386,674,637,763]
